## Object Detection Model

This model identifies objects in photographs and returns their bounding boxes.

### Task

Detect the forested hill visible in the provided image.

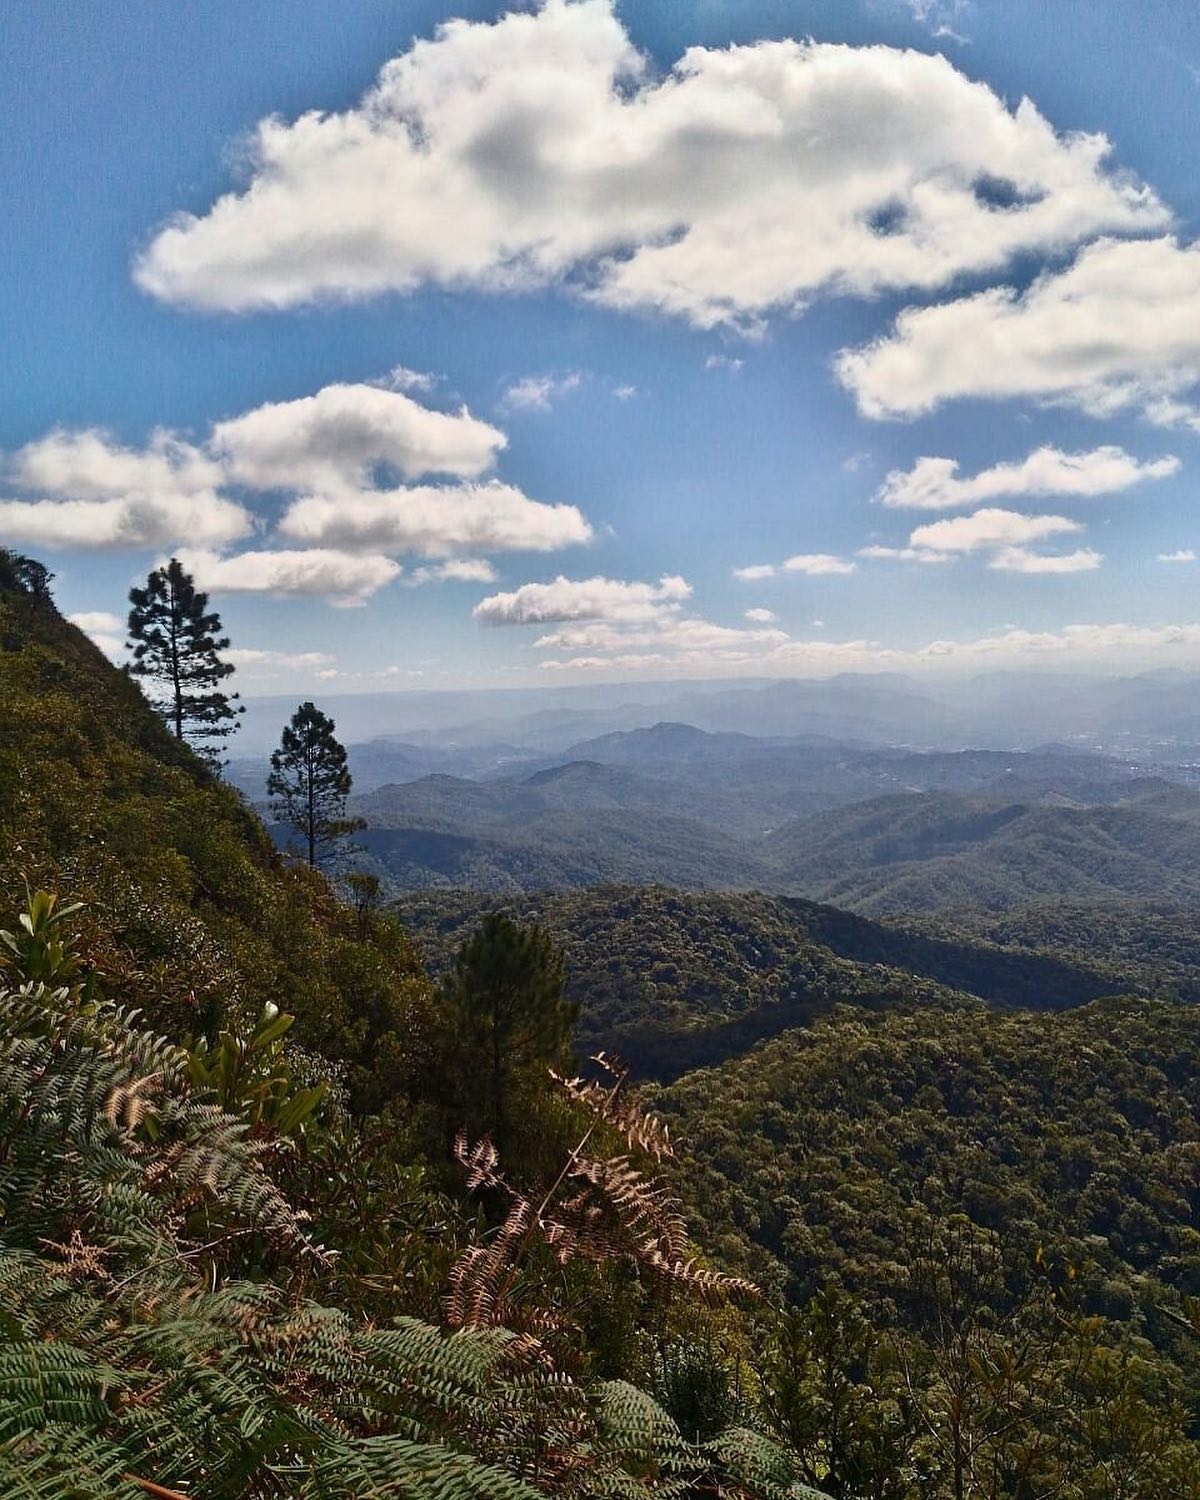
[0,558,835,1494]
[651,995,1200,1490]
[0,550,433,1110]
[393,885,1135,1078]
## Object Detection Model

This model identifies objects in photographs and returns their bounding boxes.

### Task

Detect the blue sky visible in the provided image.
[3,0,1200,692]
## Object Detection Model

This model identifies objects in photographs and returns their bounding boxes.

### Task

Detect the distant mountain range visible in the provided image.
[767,785,1200,914]
[246,720,1200,913]
[238,666,1200,763]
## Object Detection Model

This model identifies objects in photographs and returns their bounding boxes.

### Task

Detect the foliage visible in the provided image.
[184,1000,328,1138]
[0,886,86,987]
[766,789,1200,915]
[12,547,1200,1494]
[440,911,577,1155]
[0,557,437,1116]
[127,556,242,760]
[9,554,54,608]
[395,885,1133,1081]
[909,898,1200,1003]
[0,887,825,1500]
[449,1053,756,1343]
[656,998,1200,1495]
[267,700,360,868]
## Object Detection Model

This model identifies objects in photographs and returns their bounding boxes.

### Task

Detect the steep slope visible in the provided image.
[908,899,1200,1001]
[654,999,1200,1397]
[0,553,434,1109]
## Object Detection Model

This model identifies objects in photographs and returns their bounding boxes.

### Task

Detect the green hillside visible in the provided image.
[654,998,1200,1491]
[394,885,1132,1077]
[0,551,435,1113]
[348,770,770,890]
[7,551,1200,1496]
[768,790,1200,914]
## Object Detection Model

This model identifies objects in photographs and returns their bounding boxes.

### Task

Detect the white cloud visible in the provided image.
[1160,548,1196,562]
[877,445,1180,511]
[705,355,745,373]
[734,563,775,581]
[858,544,953,564]
[14,427,222,501]
[481,569,791,674]
[900,0,971,42]
[67,610,123,635]
[0,494,251,552]
[987,546,1102,574]
[278,480,591,556]
[838,236,1200,423]
[0,429,251,551]
[407,557,499,585]
[910,620,1200,667]
[868,509,1101,573]
[612,384,638,401]
[382,364,439,393]
[908,508,1081,553]
[500,373,582,413]
[176,547,401,606]
[783,553,857,575]
[67,611,126,661]
[474,573,691,626]
[211,382,504,488]
[225,647,338,674]
[534,616,786,652]
[0,380,591,578]
[135,2,1164,327]
[537,616,1200,678]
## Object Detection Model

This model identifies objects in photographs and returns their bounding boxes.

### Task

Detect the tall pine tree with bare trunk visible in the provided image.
[127,557,241,763]
[267,701,358,868]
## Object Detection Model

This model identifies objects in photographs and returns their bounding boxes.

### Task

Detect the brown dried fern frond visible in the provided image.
[454,1130,504,1190]
[552,1054,674,1159]
[104,1072,163,1133]
[451,1053,758,1345]
[447,1194,535,1330]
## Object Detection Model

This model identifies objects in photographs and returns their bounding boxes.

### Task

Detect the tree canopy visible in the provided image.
[267,700,356,868]
[127,557,241,761]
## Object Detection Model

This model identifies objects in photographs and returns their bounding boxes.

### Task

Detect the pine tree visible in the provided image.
[441,913,575,1155]
[127,557,241,759]
[267,701,357,868]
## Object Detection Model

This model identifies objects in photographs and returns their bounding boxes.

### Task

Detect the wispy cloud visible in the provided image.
[783,553,857,576]
[877,446,1179,511]
[499,373,582,414]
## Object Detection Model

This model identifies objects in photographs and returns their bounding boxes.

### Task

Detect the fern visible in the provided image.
[449,1053,757,1334]
[0,968,826,1499]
